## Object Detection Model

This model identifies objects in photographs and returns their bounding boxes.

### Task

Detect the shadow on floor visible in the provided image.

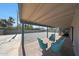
[42,47,74,56]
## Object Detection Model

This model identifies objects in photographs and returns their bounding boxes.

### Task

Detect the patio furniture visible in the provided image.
[49,34,55,41]
[51,37,65,52]
[37,38,47,50]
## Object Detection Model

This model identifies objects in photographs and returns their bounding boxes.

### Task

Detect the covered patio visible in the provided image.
[18,3,79,56]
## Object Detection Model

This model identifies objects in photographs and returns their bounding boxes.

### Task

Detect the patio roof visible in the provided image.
[19,3,78,28]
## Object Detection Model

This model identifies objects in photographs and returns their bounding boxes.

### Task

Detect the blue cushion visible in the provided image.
[51,38,65,52]
[49,34,55,41]
[37,38,47,49]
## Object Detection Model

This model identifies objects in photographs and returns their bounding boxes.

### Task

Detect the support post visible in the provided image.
[47,27,48,38]
[22,23,26,56]
[71,27,74,42]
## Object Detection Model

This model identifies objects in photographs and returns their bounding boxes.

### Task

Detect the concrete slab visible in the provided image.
[0,34,21,56]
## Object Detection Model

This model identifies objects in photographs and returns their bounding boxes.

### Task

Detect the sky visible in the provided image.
[0,3,18,27]
[0,3,46,29]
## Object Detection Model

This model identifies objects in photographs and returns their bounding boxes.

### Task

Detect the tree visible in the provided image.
[0,19,7,27]
[0,17,15,30]
[7,17,15,27]
[25,24,33,30]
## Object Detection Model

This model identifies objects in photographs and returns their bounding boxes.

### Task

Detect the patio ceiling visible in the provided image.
[19,3,78,28]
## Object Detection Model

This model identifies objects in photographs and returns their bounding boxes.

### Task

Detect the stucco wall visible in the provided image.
[71,5,79,55]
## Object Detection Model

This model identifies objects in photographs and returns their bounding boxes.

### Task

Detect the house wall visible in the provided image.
[71,4,79,55]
